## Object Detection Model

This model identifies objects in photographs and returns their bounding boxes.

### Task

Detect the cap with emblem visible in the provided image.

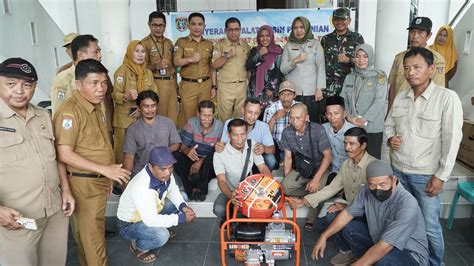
[149,146,177,167]
[407,17,432,32]
[278,80,296,93]
[0,58,38,81]
[366,160,394,179]
[63,33,79,47]
[333,7,351,20]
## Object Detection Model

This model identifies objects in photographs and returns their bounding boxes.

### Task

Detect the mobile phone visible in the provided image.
[16,217,38,230]
[129,106,138,115]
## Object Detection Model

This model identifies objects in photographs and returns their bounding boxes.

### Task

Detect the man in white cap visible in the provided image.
[312,160,429,266]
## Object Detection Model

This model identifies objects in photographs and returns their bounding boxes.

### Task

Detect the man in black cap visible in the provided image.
[117,146,195,263]
[311,160,429,266]
[387,16,445,111]
[0,58,75,265]
[321,7,365,97]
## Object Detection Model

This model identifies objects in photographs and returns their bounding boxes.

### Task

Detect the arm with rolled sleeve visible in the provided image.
[279,45,294,75]
[435,91,463,181]
[361,73,388,123]
[304,172,344,208]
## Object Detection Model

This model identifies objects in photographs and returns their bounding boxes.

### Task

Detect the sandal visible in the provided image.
[304,220,315,232]
[129,242,157,263]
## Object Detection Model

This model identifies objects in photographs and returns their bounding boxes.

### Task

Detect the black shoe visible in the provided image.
[195,191,206,202]
[189,191,197,201]
[105,229,116,238]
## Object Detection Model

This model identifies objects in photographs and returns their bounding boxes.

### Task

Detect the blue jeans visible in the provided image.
[263,153,277,171]
[314,210,339,233]
[117,193,187,251]
[333,219,419,265]
[393,168,444,266]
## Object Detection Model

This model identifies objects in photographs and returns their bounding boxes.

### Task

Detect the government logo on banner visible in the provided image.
[175,17,187,32]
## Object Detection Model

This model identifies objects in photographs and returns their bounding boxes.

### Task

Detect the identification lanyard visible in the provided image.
[151,35,165,61]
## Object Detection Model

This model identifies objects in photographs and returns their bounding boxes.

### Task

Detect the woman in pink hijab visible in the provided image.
[246,25,284,111]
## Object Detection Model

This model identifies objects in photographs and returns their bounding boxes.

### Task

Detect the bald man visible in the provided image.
[280,103,332,228]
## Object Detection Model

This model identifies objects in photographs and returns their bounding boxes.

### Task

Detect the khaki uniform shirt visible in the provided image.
[388,48,445,94]
[141,34,176,78]
[0,99,62,219]
[212,38,250,83]
[385,81,463,181]
[56,61,74,75]
[304,152,376,208]
[51,64,75,115]
[174,35,213,79]
[53,91,114,175]
[112,65,157,129]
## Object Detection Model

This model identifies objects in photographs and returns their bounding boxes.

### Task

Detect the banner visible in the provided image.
[168,9,337,47]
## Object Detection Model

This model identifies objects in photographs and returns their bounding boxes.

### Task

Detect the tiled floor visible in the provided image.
[66,217,474,266]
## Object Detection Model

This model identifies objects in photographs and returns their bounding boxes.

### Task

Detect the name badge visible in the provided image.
[160,68,167,76]
[0,127,15,132]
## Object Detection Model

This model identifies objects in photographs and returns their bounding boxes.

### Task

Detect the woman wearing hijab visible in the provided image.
[341,44,387,159]
[113,40,158,163]
[429,25,458,87]
[280,16,326,123]
[246,25,284,112]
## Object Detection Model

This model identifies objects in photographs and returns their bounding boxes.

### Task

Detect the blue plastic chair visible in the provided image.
[447,182,474,230]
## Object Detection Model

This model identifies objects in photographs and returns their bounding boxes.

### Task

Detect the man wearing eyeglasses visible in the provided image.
[212,17,251,121]
[142,11,178,124]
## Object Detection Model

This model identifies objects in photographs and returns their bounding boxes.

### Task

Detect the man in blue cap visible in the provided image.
[117,146,195,263]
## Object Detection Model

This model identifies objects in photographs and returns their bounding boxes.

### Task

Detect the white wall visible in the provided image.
[450,3,474,121]
[177,0,256,12]
[0,0,70,104]
[374,0,411,74]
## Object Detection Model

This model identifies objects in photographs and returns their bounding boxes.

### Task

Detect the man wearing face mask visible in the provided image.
[311,160,429,266]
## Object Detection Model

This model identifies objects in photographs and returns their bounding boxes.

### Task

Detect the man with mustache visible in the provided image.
[288,127,375,264]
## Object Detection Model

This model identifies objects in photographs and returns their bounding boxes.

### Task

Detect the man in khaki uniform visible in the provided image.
[142,11,178,124]
[56,32,78,74]
[212,17,250,121]
[174,12,215,128]
[387,17,445,112]
[51,34,114,134]
[0,58,74,266]
[54,59,131,266]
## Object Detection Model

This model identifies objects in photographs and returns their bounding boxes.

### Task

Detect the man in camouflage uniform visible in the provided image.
[321,8,365,97]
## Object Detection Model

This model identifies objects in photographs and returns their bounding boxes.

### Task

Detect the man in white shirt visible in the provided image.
[117,146,195,263]
[385,47,463,266]
[213,118,271,219]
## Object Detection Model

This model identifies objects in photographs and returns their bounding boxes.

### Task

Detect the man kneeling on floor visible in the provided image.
[312,160,429,266]
[117,146,196,263]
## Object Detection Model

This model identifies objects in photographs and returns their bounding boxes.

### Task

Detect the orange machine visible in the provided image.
[220,174,301,266]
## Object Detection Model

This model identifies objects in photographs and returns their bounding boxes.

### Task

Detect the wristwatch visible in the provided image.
[212,85,218,90]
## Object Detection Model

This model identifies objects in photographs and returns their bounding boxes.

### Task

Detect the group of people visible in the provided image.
[0,6,463,266]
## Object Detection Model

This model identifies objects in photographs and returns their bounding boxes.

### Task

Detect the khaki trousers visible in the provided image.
[155,78,178,124]
[177,79,211,128]
[217,81,247,121]
[69,176,111,266]
[282,170,328,222]
[0,210,69,266]
[113,127,127,164]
